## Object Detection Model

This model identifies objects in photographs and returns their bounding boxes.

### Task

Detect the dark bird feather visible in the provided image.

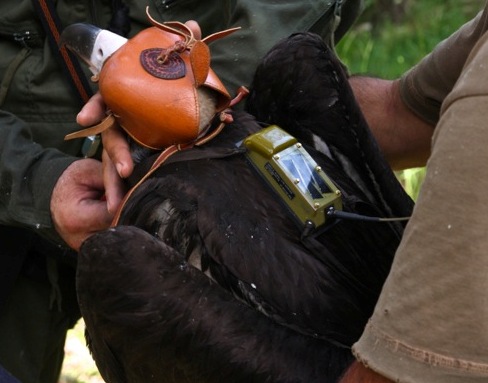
[77,33,414,382]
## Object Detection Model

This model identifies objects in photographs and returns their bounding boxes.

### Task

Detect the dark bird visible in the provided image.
[62,22,414,383]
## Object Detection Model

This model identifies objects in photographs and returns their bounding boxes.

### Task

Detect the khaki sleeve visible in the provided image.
[399,7,488,124]
[353,24,488,383]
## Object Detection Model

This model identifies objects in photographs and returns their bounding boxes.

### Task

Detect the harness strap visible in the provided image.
[110,86,248,226]
[32,0,93,105]
[111,110,238,227]
[111,144,182,226]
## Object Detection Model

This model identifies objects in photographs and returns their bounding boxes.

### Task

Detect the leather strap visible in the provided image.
[64,114,117,140]
[111,144,183,226]
[111,109,237,226]
[32,0,93,105]
[111,116,227,226]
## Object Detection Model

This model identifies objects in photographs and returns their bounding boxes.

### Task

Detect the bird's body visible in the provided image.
[76,32,414,382]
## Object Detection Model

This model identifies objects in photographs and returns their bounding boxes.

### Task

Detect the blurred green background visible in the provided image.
[60,1,480,382]
[338,0,478,79]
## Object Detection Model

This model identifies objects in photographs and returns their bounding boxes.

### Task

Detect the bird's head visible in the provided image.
[60,9,239,150]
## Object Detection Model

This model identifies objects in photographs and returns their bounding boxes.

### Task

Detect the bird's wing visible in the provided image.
[77,225,353,383]
[114,102,406,346]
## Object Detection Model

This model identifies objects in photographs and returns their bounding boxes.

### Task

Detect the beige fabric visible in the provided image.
[353,23,488,383]
[399,4,488,124]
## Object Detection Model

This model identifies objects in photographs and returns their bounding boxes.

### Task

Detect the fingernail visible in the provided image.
[116,163,125,177]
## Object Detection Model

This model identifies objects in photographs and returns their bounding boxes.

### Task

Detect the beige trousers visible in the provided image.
[353,31,488,382]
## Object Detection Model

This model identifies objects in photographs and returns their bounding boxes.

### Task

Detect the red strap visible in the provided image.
[32,0,93,105]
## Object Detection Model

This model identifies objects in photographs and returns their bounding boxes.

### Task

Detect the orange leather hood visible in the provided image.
[65,10,240,150]
[100,23,232,149]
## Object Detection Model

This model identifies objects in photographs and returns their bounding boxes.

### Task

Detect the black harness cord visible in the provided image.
[327,207,410,223]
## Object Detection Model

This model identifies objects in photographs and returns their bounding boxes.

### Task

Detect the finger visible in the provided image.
[185,20,202,40]
[77,92,107,126]
[101,125,134,179]
[67,198,113,251]
[102,149,128,215]
[77,199,113,232]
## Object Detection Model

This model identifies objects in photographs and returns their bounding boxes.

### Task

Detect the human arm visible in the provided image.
[1,109,130,254]
[339,361,394,383]
[0,110,113,250]
[349,8,488,170]
[346,34,488,380]
[349,76,435,170]
[343,6,488,383]
[0,111,74,234]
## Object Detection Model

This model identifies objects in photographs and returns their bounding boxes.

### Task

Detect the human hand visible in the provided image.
[52,91,136,250]
[50,158,113,250]
[185,20,202,39]
[77,92,134,214]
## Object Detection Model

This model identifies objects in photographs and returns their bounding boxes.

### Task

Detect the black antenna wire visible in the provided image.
[327,207,410,223]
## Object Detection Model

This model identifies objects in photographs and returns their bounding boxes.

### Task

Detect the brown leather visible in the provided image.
[66,10,240,150]
[99,20,236,149]
[65,114,116,140]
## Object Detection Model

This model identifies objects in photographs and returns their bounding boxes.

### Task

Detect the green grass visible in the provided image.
[337,0,479,79]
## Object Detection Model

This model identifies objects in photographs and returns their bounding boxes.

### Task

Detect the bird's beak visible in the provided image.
[59,23,128,76]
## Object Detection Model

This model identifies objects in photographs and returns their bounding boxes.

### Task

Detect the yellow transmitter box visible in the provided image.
[244,125,342,229]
